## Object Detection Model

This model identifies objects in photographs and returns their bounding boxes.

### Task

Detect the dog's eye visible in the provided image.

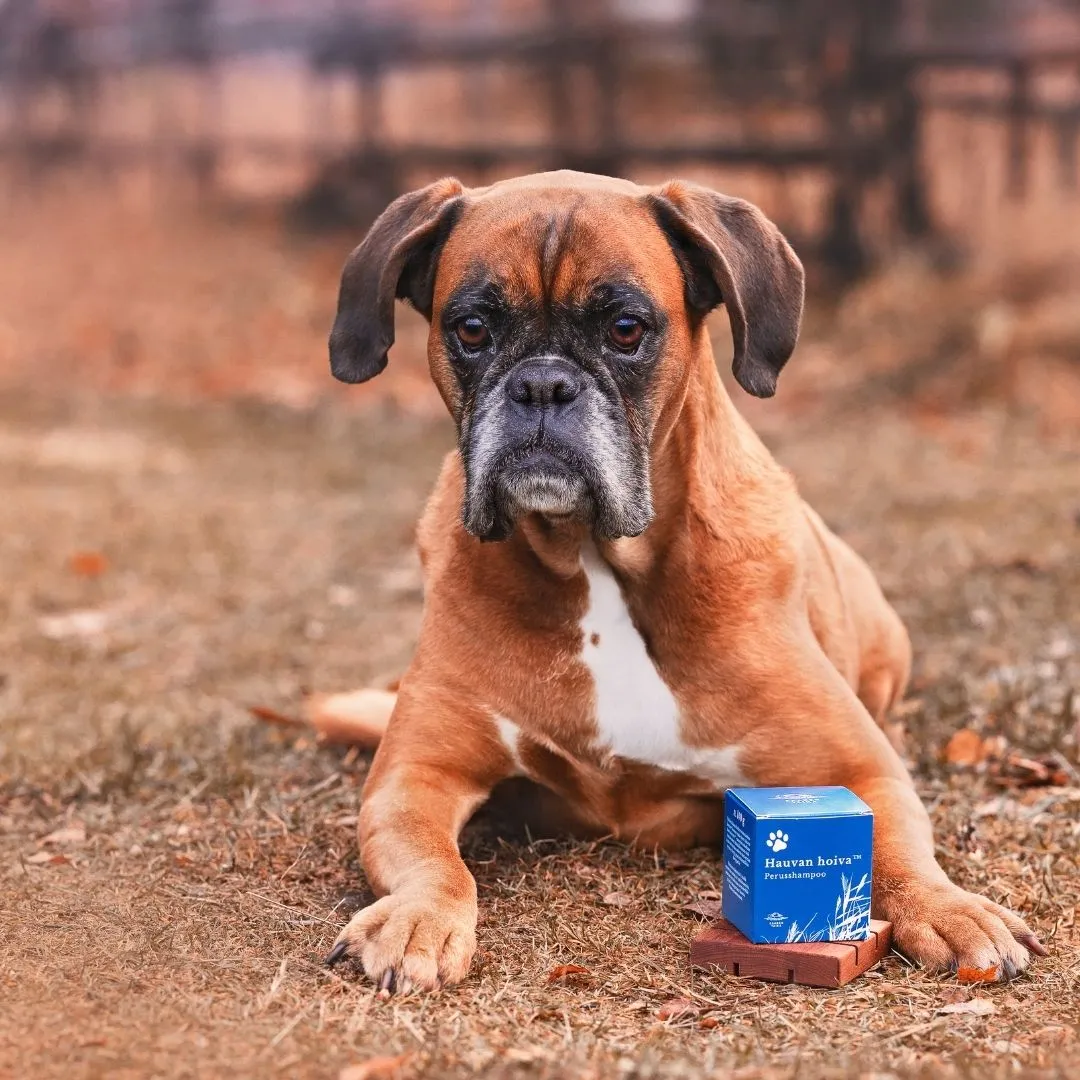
[608,315,645,351]
[455,316,491,351]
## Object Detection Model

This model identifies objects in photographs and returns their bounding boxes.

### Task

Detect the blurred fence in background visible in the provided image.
[3,0,1080,279]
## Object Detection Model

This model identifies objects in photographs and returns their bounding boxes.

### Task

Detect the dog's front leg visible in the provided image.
[326,684,511,992]
[737,637,1047,981]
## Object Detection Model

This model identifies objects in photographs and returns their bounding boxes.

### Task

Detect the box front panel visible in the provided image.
[757,815,873,943]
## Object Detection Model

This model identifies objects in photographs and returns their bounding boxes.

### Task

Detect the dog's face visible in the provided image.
[330,172,804,541]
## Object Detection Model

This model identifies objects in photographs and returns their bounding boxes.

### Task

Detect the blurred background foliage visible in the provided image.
[3,0,1080,421]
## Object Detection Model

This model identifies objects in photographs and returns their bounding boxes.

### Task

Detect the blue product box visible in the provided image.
[722,787,873,944]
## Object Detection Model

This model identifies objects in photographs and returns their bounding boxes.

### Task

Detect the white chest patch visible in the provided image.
[494,714,524,775]
[579,547,746,789]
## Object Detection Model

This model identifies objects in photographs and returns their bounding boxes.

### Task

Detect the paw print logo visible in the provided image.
[766,830,789,852]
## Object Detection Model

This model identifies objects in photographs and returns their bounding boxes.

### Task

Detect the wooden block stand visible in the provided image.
[691,918,893,988]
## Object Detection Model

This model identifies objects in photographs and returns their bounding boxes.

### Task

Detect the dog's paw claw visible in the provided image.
[1018,932,1049,958]
[324,940,350,967]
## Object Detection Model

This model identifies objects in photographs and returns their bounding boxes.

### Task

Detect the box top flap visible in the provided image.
[726,786,872,819]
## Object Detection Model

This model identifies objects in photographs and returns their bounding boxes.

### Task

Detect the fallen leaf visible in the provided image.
[990,753,1072,788]
[1006,755,1052,783]
[339,1053,414,1080]
[957,965,999,984]
[699,1015,722,1030]
[545,964,591,984]
[503,1049,539,1065]
[25,851,69,865]
[68,551,108,577]
[991,1039,1025,1055]
[39,825,86,846]
[248,703,303,728]
[973,796,1022,819]
[995,556,1045,576]
[939,998,996,1016]
[684,898,724,919]
[697,889,721,900]
[1034,1025,1075,1046]
[38,609,110,641]
[944,728,990,767]
[602,891,633,907]
[657,997,700,1021]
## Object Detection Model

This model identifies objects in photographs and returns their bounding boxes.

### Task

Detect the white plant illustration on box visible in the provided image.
[828,872,871,939]
[777,873,871,944]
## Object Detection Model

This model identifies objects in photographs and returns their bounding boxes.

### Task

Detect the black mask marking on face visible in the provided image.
[447,271,664,541]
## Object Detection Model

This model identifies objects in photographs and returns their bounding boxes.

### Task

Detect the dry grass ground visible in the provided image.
[1,188,1078,1079]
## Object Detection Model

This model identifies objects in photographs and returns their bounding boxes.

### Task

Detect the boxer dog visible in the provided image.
[321,171,1046,992]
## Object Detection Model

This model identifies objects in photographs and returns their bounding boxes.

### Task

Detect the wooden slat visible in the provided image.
[690,918,893,989]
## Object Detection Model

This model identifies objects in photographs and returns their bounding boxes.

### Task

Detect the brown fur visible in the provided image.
[322,172,1045,993]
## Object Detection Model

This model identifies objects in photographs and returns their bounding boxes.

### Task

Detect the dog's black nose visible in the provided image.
[506,359,582,407]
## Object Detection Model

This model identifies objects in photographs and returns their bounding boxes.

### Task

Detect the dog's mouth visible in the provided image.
[461,428,653,542]
[497,443,585,484]
[483,438,593,528]
[461,432,602,541]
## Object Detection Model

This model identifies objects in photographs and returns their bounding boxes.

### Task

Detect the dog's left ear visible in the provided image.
[647,181,805,398]
[329,177,466,384]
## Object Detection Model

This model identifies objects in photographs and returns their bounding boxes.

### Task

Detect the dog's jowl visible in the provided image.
[323,171,1046,993]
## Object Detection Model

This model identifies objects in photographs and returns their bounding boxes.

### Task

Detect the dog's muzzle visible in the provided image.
[460,357,653,542]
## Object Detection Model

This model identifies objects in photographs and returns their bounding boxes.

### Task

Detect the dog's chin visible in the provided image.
[462,455,654,543]
[502,467,591,520]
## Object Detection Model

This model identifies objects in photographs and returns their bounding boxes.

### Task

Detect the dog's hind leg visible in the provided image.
[303,688,397,748]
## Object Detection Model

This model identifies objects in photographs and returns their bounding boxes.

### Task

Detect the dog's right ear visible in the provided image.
[646,180,804,399]
[329,178,465,384]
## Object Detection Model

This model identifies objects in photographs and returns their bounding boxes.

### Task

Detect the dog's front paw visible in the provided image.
[324,892,477,992]
[886,881,1047,981]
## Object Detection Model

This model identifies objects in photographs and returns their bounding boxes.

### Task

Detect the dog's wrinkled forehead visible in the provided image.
[433,184,686,315]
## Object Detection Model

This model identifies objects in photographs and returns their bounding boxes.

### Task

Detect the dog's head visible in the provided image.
[330,171,804,541]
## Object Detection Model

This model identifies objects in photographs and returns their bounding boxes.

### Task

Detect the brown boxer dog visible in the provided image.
[321,171,1046,992]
